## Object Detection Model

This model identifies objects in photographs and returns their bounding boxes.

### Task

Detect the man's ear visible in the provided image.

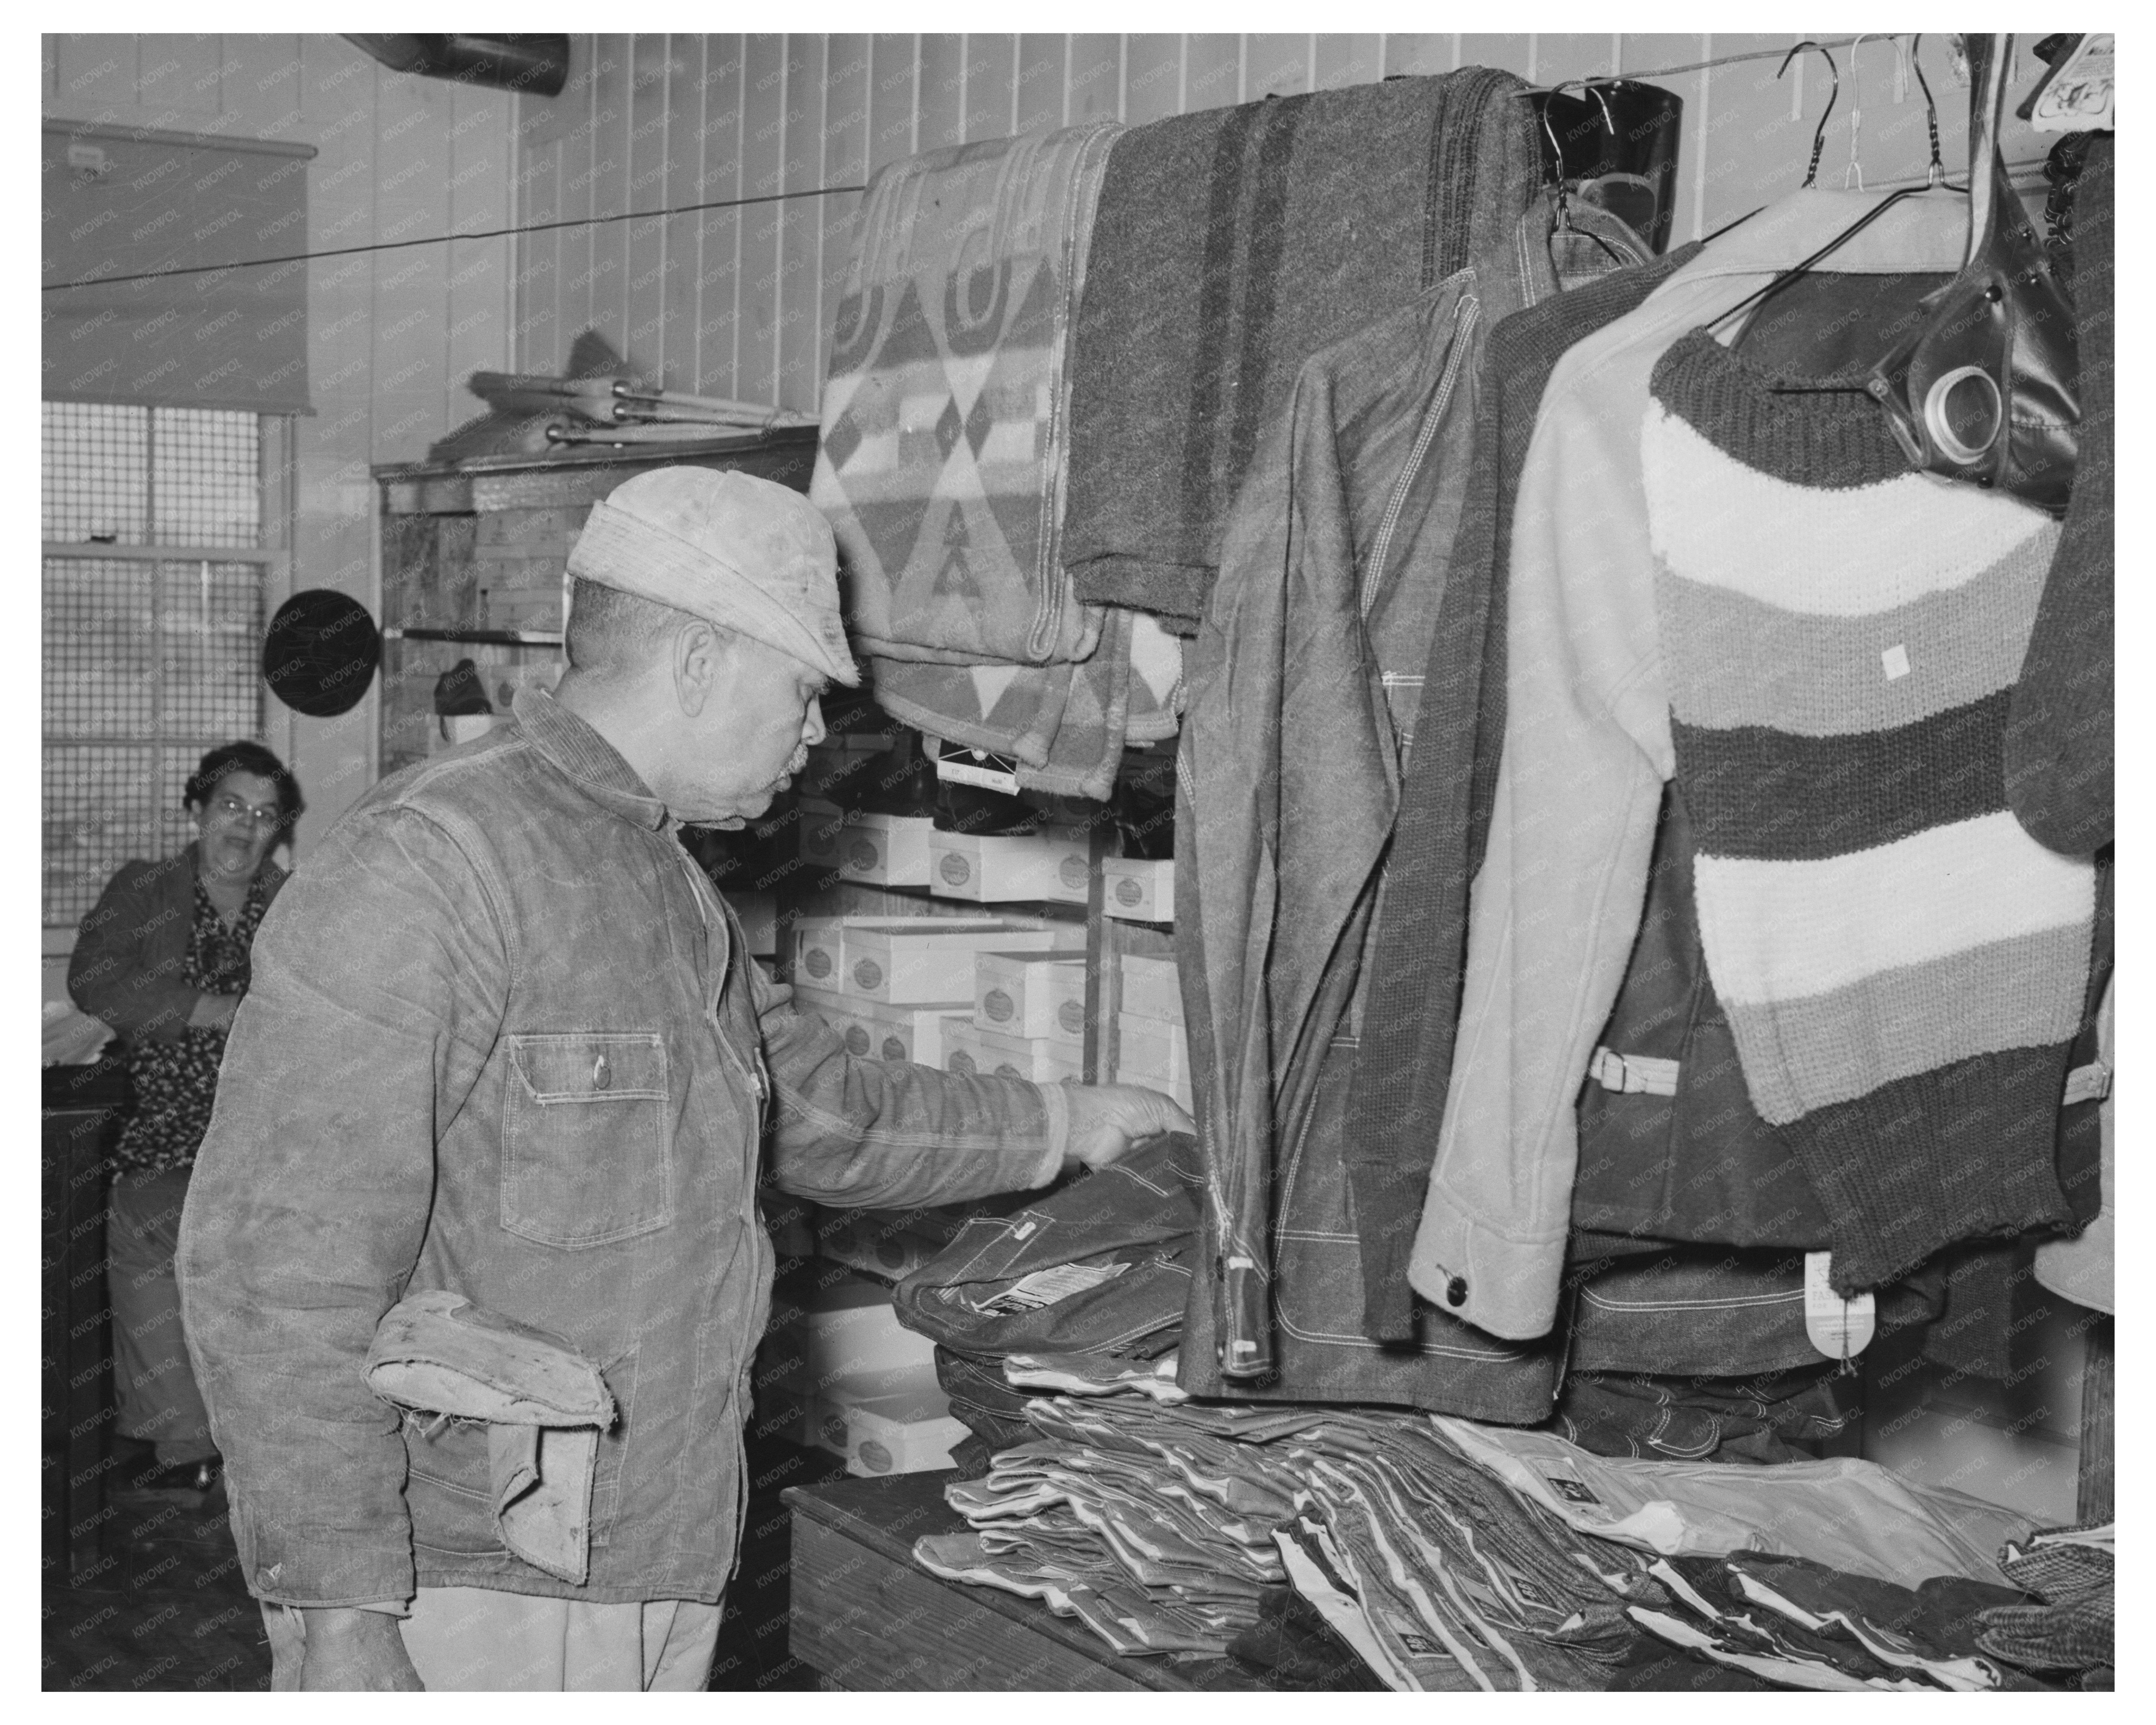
[674,621,724,717]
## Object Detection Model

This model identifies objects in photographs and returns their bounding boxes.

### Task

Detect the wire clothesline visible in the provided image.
[47,31,1979,296]
[44,183,870,292]
[1520,31,1933,90]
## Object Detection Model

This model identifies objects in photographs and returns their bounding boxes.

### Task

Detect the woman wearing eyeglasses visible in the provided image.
[68,740,304,1502]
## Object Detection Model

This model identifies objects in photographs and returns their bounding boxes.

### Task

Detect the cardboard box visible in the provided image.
[791,916,999,991]
[1118,955,1185,1026]
[844,920,1078,1004]
[974,951,1090,1046]
[1101,857,1176,922]
[837,812,936,887]
[813,1210,951,1282]
[791,984,859,1045]
[946,1018,1084,1085]
[1116,1012,1190,1082]
[792,915,913,988]
[793,1383,968,1476]
[831,1387,971,1477]
[798,798,846,869]
[768,1269,938,1401]
[929,826,1092,904]
[729,891,777,957]
[847,998,969,1065]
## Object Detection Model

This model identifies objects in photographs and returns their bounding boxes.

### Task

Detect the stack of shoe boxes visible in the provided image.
[763,1268,971,1477]
[790,917,1084,1071]
[945,951,1088,1085]
[1113,953,1191,1110]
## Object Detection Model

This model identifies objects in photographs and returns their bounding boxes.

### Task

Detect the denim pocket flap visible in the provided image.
[502,1032,673,1249]
[509,1031,668,1102]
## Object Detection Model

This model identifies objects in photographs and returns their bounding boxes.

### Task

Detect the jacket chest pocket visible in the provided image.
[501,1032,673,1249]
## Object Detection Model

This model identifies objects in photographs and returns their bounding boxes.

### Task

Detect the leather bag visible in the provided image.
[1868,34,2079,514]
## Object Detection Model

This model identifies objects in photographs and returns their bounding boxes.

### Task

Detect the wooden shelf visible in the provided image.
[382,626,563,646]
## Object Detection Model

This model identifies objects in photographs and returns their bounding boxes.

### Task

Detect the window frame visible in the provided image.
[41,412,297,938]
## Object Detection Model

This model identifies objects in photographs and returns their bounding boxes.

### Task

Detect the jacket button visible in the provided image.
[1445,1276,1468,1307]
[592,1055,611,1090]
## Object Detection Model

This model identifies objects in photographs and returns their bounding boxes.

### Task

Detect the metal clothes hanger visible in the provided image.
[1706,34,1970,341]
[1907,34,1948,189]
[1538,80,1631,270]
[1842,34,1892,189]
[1779,41,1841,190]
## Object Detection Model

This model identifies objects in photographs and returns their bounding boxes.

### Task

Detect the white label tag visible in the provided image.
[2023,34,2114,134]
[1881,644,1911,681]
[933,739,1021,795]
[1804,1251,1876,1360]
[977,1259,1129,1315]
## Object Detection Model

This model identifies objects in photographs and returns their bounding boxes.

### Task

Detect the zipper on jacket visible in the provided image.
[1362,288,1480,619]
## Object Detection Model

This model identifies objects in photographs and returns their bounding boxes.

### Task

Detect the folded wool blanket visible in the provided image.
[1061,66,1542,632]
[868,607,1183,800]
[812,120,1118,667]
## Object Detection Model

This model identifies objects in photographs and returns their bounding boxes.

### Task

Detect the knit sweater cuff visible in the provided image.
[1778,1048,2077,1296]
[1346,1160,1435,1342]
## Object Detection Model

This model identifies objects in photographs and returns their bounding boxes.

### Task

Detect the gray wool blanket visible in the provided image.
[1059,66,1544,634]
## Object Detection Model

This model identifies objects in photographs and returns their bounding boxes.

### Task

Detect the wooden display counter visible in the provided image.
[783,1473,1268,1692]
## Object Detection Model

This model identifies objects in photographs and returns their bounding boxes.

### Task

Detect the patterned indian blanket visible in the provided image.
[869,609,1183,802]
[812,120,1119,667]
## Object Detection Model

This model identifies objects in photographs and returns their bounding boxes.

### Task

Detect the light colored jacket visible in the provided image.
[1409,190,1972,1341]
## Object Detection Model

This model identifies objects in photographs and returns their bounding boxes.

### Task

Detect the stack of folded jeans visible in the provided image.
[914,1398,1297,1654]
[914,1385,1657,1685]
[1268,1416,1647,1691]
[1622,1550,2045,1692]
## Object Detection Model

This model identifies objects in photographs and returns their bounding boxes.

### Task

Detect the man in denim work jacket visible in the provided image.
[177,468,1190,1691]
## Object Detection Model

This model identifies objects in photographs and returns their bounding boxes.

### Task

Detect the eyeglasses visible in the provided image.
[210,793,282,827]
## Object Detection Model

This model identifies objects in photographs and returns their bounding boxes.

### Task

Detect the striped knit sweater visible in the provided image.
[1641,329,2094,1295]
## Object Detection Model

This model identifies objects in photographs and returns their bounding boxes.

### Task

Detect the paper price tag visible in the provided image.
[2020,34,2115,135]
[1803,1251,1876,1361]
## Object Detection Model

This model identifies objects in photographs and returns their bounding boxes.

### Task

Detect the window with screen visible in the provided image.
[42,403,280,929]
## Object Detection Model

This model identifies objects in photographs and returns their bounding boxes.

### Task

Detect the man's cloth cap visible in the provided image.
[567,466,861,686]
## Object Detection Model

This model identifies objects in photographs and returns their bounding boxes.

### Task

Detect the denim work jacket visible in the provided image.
[67,843,287,1044]
[176,687,1065,1609]
[1174,200,1650,1413]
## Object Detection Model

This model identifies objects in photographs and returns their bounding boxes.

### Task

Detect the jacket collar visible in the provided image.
[511,684,671,831]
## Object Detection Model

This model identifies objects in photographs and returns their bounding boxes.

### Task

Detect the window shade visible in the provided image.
[42,122,315,415]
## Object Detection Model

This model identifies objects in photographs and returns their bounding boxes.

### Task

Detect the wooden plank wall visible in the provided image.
[42,34,518,847]
[510,32,2057,407]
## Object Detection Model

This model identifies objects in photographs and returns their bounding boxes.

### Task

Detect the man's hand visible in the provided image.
[296,1608,425,1691]
[1059,1082,1196,1174]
